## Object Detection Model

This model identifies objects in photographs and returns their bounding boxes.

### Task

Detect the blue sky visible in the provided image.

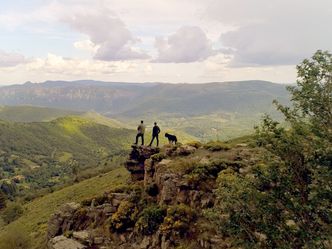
[0,0,331,85]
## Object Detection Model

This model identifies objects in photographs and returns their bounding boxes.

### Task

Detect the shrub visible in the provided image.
[203,141,231,152]
[136,205,166,235]
[151,152,166,162]
[169,158,198,174]
[110,201,139,232]
[1,202,24,224]
[160,204,196,236]
[208,50,332,248]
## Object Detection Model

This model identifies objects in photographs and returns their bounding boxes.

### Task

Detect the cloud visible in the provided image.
[73,40,99,53]
[27,53,138,75]
[205,0,332,66]
[0,50,27,67]
[60,7,149,61]
[154,26,217,63]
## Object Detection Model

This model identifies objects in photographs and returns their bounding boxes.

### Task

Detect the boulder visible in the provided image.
[175,145,196,156]
[48,202,81,239]
[47,235,86,249]
[72,230,91,244]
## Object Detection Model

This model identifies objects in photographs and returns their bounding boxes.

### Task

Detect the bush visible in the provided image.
[208,50,332,248]
[110,201,139,232]
[136,205,166,235]
[151,152,166,162]
[160,204,196,236]
[169,158,198,174]
[203,141,231,152]
[1,202,24,224]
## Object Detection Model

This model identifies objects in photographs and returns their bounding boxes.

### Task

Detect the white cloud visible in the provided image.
[1,0,331,84]
[205,0,332,66]
[73,40,99,54]
[59,6,149,61]
[26,53,138,75]
[154,26,217,63]
[0,50,27,67]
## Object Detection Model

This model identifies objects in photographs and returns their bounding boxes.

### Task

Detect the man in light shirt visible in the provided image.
[135,120,145,145]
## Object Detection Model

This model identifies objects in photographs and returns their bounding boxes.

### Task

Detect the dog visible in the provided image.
[165,133,177,144]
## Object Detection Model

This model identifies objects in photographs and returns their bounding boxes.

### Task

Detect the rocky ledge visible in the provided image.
[47,142,257,249]
[125,145,160,181]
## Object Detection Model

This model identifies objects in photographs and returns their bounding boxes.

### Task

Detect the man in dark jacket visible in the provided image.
[149,122,160,147]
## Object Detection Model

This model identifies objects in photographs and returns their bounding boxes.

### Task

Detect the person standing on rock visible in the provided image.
[135,120,145,145]
[149,122,161,147]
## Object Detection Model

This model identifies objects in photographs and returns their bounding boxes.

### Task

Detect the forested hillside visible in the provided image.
[0,80,289,116]
[0,116,135,200]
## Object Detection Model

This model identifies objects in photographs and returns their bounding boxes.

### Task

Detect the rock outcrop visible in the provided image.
[125,145,160,181]
[47,143,255,249]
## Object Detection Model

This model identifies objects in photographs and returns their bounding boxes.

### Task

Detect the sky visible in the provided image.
[0,0,331,85]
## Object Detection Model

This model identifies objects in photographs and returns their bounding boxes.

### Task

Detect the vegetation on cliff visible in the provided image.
[209,50,332,248]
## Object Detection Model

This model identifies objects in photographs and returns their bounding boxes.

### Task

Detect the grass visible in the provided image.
[0,105,81,122]
[0,167,129,249]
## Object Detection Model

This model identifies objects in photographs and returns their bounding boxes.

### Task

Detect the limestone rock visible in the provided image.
[125,145,160,181]
[175,145,196,156]
[72,230,91,244]
[47,235,86,249]
[48,202,81,239]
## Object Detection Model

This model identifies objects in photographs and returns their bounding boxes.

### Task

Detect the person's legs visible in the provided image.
[149,136,155,146]
[135,134,139,144]
[141,134,144,145]
[156,135,159,147]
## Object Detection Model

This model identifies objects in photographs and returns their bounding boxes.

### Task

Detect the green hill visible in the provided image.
[0,106,127,129]
[0,116,135,198]
[0,80,289,116]
[0,106,81,122]
[0,80,290,141]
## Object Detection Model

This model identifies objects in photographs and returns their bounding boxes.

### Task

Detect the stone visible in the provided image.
[161,235,171,249]
[176,145,196,156]
[140,236,152,249]
[254,231,267,241]
[236,143,248,147]
[119,234,127,243]
[48,202,81,239]
[125,145,160,181]
[199,157,210,166]
[47,235,86,249]
[94,237,104,245]
[103,203,117,215]
[110,193,129,207]
[72,231,90,244]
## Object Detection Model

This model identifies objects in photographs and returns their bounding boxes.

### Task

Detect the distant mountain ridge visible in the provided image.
[0,80,290,117]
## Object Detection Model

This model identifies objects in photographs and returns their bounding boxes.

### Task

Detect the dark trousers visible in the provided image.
[149,135,159,147]
[135,133,144,145]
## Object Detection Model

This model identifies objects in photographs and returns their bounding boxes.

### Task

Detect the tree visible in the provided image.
[210,50,332,248]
